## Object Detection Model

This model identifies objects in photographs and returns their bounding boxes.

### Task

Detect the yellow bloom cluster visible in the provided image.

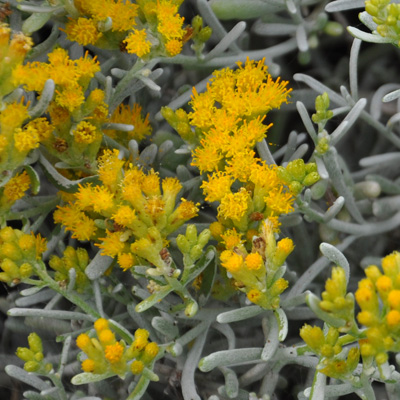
[319,266,356,333]
[16,332,52,373]
[355,251,400,365]
[11,48,110,170]
[54,149,198,274]
[76,318,159,377]
[163,58,294,239]
[0,226,47,285]
[0,171,31,213]
[49,247,90,293]
[107,103,152,146]
[300,324,360,380]
[365,0,400,46]
[63,0,206,59]
[216,220,293,309]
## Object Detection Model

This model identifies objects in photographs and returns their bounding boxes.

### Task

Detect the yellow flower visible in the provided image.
[264,186,295,216]
[220,250,243,273]
[112,206,137,228]
[191,142,223,173]
[245,252,263,271]
[73,121,100,144]
[81,359,95,372]
[156,1,185,40]
[25,118,53,141]
[218,188,251,222]
[55,85,85,112]
[104,342,124,364]
[97,149,125,189]
[108,103,152,143]
[14,126,40,153]
[201,172,234,203]
[3,171,30,202]
[118,253,136,271]
[123,30,152,57]
[220,229,243,250]
[131,360,144,374]
[96,230,127,257]
[54,204,97,241]
[64,17,102,45]
[165,39,183,56]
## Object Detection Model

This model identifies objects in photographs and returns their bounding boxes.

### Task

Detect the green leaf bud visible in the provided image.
[184,300,199,317]
[185,224,198,245]
[28,333,43,354]
[34,352,44,362]
[325,327,339,346]
[49,255,64,272]
[347,347,360,371]
[276,166,292,184]
[24,360,40,372]
[0,272,11,283]
[198,26,212,43]
[289,181,303,195]
[324,21,344,37]
[366,3,379,16]
[20,262,33,278]
[189,244,203,261]
[305,162,318,174]
[191,15,203,33]
[303,172,320,186]
[161,107,176,125]
[316,137,330,155]
[197,229,211,248]
[1,259,20,279]
[44,363,53,373]
[76,248,89,270]
[16,347,35,361]
[286,159,306,181]
[175,108,189,123]
[176,235,190,254]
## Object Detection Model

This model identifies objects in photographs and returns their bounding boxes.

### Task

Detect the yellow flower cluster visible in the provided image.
[319,266,356,333]
[355,251,400,365]
[76,318,159,377]
[49,247,90,293]
[11,48,110,170]
[54,149,199,274]
[216,220,293,309]
[63,0,207,59]
[107,103,152,146]
[0,101,54,176]
[163,59,304,306]
[0,171,31,213]
[163,58,294,239]
[16,332,52,373]
[300,324,360,380]
[0,226,47,285]
[365,0,400,46]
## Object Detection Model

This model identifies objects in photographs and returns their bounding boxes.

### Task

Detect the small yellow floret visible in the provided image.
[3,171,30,202]
[131,360,144,375]
[376,275,392,293]
[118,252,135,271]
[94,318,109,332]
[124,30,152,58]
[98,329,115,345]
[64,17,102,46]
[245,252,263,271]
[387,310,400,327]
[247,289,262,303]
[104,342,124,364]
[220,251,243,273]
[14,127,40,153]
[76,333,91,351]
[73,121,99,144]
[165,39,183,56]
[388,290,400,309]
[81,358,95,372]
